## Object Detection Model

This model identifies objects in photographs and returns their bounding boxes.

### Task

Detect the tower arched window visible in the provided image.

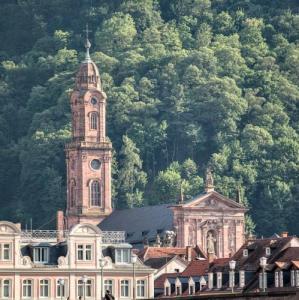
[90,112,98,130]
[70,180,76,207]
[90,180,101,206]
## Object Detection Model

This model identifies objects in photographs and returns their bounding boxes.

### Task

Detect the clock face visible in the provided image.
[91,159,101,170]
[91,97,97,105]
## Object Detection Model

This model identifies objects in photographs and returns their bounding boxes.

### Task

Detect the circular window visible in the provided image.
[90,159,101,170]
[91,97,97,105]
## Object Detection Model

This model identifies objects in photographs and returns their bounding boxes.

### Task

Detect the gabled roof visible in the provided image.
[138,246,205,261]
[171,191,246,211]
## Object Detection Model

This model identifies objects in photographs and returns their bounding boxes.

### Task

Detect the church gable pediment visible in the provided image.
[183,191,245,210]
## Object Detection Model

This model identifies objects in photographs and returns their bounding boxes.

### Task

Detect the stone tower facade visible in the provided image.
[65,37,112,229]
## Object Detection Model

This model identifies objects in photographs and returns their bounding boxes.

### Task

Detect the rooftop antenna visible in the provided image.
[30,218,32,232]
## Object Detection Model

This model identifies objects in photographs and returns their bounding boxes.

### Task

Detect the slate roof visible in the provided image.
[144,257,172,269]
[99,204,173,247]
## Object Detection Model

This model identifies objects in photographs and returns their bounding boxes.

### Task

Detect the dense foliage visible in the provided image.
[0,0,298,235]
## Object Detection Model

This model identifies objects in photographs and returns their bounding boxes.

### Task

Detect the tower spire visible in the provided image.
[84,24,92,61]
[205,167,214,193]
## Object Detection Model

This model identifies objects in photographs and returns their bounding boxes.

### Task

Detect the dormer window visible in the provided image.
[189,284,194,295]
[115,248,130,263]
[33,247,49,263]
[77,244,92,261]
[265,247,271,256]
[243,249,248,257]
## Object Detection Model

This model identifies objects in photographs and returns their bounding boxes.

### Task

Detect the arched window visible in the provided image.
[90,112,98,130]
[90,180,101,206]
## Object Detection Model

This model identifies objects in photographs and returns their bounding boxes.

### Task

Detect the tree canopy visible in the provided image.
[0,0,298,235]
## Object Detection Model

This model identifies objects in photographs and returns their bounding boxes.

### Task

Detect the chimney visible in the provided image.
[281,231,288,238]
[186,246,192,262]
[56,210,65,242]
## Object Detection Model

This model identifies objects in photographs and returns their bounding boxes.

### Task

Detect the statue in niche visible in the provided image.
[207,231,217,254]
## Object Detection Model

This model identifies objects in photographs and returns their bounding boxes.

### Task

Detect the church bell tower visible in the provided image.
[65,30,112,228]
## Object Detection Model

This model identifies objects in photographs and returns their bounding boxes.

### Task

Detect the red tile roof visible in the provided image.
[181,259,209,276]
[138,246,203,260]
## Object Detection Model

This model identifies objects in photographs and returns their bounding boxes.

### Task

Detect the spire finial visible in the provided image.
[84,24,92,61]
[178,182,184,204]
[236,186,242,203]
[205,167,214,193]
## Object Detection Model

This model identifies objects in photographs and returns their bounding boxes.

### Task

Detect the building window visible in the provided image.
[279,271,283,287]
[120,280,129,297]
[275,271,279,287]
[90,112,98,130]
[291,270,295,287]
[216,272,222,289]
[243,249,248,257]
[115,249,130,263]
[77,244,93,261]
[265,247,271,256]
[137,280,145,298]
[260,272,267,289]
[239,270,245,288]
[78,279,92,297]
[104,280,113,294]
[40,279,49,298]
[56,280,66,298]
[0,244,12,261]
[23,279,32,298]
[90,180,101,206]
[33,247,49,263]
[2,279,11,298]
[208,273,213,289]
[296,270,299,287]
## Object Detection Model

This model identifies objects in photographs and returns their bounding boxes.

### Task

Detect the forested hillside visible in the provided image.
[0,0,298,235]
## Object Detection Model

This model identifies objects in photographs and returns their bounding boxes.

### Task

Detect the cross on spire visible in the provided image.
[84,24,92,40]
[84,24,92,61]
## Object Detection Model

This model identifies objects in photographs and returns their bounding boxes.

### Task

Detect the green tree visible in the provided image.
[117,135,147,208]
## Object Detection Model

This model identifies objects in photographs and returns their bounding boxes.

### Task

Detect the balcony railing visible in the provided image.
[21,230,68,242]
[102,231,126,244]
[20,230,126,244]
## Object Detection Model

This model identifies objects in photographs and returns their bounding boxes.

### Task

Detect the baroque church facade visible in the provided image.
[60,36,247,259]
